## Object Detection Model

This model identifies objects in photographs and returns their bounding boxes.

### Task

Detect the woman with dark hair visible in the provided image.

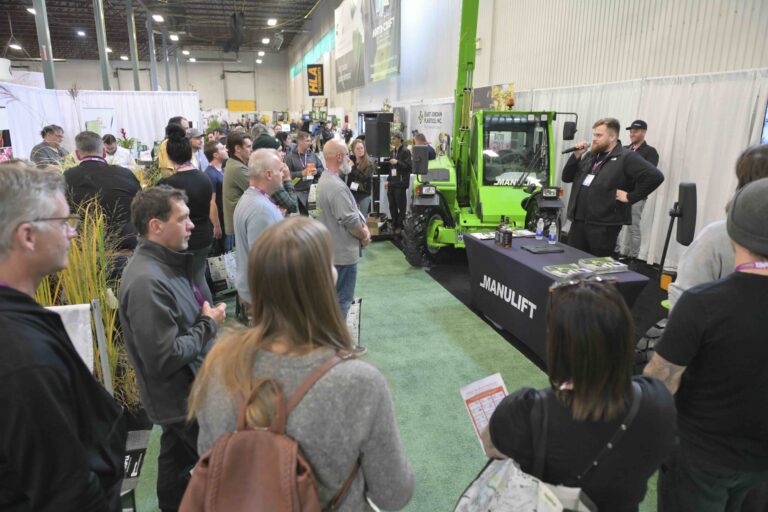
[347,139,376,215]
[188,216,414,511]
[158,123,215,298]
[482,279,676,511]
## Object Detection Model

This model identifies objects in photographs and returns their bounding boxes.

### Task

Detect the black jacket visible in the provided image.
[625,141,660,167]
[386,145,412,189]
[0,286,126,512]
[346,157,376,201]
[562,142,664,226]
[64,159,142,251]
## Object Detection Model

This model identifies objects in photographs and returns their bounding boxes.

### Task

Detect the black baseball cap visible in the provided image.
[627,120,647,130]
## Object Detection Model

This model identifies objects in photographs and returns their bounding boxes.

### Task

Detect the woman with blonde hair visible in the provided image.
[187,216,414,511]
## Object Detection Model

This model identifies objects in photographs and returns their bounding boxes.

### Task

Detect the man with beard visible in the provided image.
[562,117,664,256]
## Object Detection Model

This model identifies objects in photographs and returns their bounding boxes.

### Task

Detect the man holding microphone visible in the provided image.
[562,117,664,256]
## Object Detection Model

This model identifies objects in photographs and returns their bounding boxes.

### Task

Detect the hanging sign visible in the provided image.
[307,64,325,96]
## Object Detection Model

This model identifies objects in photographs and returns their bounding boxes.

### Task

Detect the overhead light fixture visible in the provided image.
[105,47,112,53]
[261,38,270,44]
[170,34,179,42]
[258,51,265,56]
[120,55,129,61]
[9,43,22,51]
[256,59,263,64]
[27,7,36,15]
[77,30,86,37]
[182,50,190,55]
[152,14,164,22]
[267,19,277,26]
[188,57,196,62]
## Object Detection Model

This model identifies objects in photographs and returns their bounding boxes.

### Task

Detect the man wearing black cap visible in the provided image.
[562,117,664,256]
[619,120,660,260]
[645,177,768,511]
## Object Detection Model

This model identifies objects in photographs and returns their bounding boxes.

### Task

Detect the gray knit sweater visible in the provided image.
[196,348,415,511]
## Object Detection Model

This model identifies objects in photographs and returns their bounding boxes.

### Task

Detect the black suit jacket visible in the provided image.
[64,160,142,250]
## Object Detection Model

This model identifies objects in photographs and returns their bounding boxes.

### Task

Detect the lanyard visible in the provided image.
[300,152,308,168]
[249,186,277,205]
[591,153,608,173]
[191,284,205,308]
[735,262,768,272]
[80,156,107,164]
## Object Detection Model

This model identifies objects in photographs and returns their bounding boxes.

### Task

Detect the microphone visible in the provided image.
[561,146,585,154]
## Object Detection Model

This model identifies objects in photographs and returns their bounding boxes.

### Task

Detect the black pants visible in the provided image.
[387,187,407,229]
[567,220,622,257]
[157,420,199,511]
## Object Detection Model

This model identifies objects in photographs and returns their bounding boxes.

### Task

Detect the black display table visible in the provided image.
[464,236,649,362]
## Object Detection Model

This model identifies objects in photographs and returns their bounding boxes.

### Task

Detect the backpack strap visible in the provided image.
[529,388,549,479]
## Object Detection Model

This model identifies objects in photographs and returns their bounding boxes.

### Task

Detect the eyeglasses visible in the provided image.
[548,274,617,293]
[33,215,81,230]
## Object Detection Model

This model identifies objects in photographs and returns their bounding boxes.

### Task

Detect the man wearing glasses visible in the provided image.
[0,164,127,511]
[30,124,70,168]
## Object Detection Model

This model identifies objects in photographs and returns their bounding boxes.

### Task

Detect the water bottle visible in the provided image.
[548,222,558,244]
[535,218,545,240]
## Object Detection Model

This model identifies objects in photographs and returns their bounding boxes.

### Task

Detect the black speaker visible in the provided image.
[365,121,391,158]
[676,182,697,246]
[412,145,429,175]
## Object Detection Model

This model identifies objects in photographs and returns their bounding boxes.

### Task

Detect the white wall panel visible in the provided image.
[479,0,768,90]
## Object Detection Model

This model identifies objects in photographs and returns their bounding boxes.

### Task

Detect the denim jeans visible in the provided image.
[335,263,358,320]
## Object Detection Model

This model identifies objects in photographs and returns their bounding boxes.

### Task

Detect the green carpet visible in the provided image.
[135,240,657,511]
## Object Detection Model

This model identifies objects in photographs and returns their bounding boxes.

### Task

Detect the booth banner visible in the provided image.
[81,107,115,135]
[334,0,366,93]
[364,0,400,83]
[307,64,325,96]
[312,98,328,108]
[409,102,453,155]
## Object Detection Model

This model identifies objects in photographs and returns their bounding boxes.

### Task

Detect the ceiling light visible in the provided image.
[258,51,265,56]
[120,55,129,61]
[77,30,86,36]
[170,34,179,42]
[189,58,196,63]
[27,7,36,15]
[105,47,112,53]
[267,19,277,26]
[256,59,263,64]
[9,43,22,51]
[261,38,270,44]
[152,14,164,22]
[182,50,190,55]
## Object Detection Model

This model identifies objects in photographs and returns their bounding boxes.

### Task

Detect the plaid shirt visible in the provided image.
[270,179,298,214]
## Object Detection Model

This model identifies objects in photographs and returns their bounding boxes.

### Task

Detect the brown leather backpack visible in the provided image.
[180,354,358,512]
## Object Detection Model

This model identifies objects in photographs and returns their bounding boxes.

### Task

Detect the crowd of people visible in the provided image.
[0,112,766,512]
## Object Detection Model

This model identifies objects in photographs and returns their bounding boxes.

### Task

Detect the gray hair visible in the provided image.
[250,124,269,139]
[75,131,104,155]
[247,148,281,180]
[0,164,65,258]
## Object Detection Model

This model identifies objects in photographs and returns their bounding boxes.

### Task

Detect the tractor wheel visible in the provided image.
[402,207,447,267]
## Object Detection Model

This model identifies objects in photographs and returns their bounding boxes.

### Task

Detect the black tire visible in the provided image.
[403,206,446,267]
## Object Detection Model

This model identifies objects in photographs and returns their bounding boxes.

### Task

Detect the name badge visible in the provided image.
[350,182,359,191]
[391,169,397,177]
[304,175,313,180]
[582,174,595,187]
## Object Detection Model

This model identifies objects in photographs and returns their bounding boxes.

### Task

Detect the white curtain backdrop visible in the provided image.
[0,82,200,161]
[515,68,768,268]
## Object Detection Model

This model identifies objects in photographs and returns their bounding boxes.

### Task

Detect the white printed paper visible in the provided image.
[460,373,508,449]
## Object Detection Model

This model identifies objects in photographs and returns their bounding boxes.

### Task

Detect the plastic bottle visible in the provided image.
[548,222,558,245]
[536,218,545,240]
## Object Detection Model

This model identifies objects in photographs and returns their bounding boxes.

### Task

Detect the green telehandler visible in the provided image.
[401,0,576,266]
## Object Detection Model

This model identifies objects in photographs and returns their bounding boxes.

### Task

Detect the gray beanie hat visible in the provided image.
[727,177,768,256]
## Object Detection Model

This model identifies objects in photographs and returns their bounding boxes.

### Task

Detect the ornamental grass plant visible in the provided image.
[35,198,141,411]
